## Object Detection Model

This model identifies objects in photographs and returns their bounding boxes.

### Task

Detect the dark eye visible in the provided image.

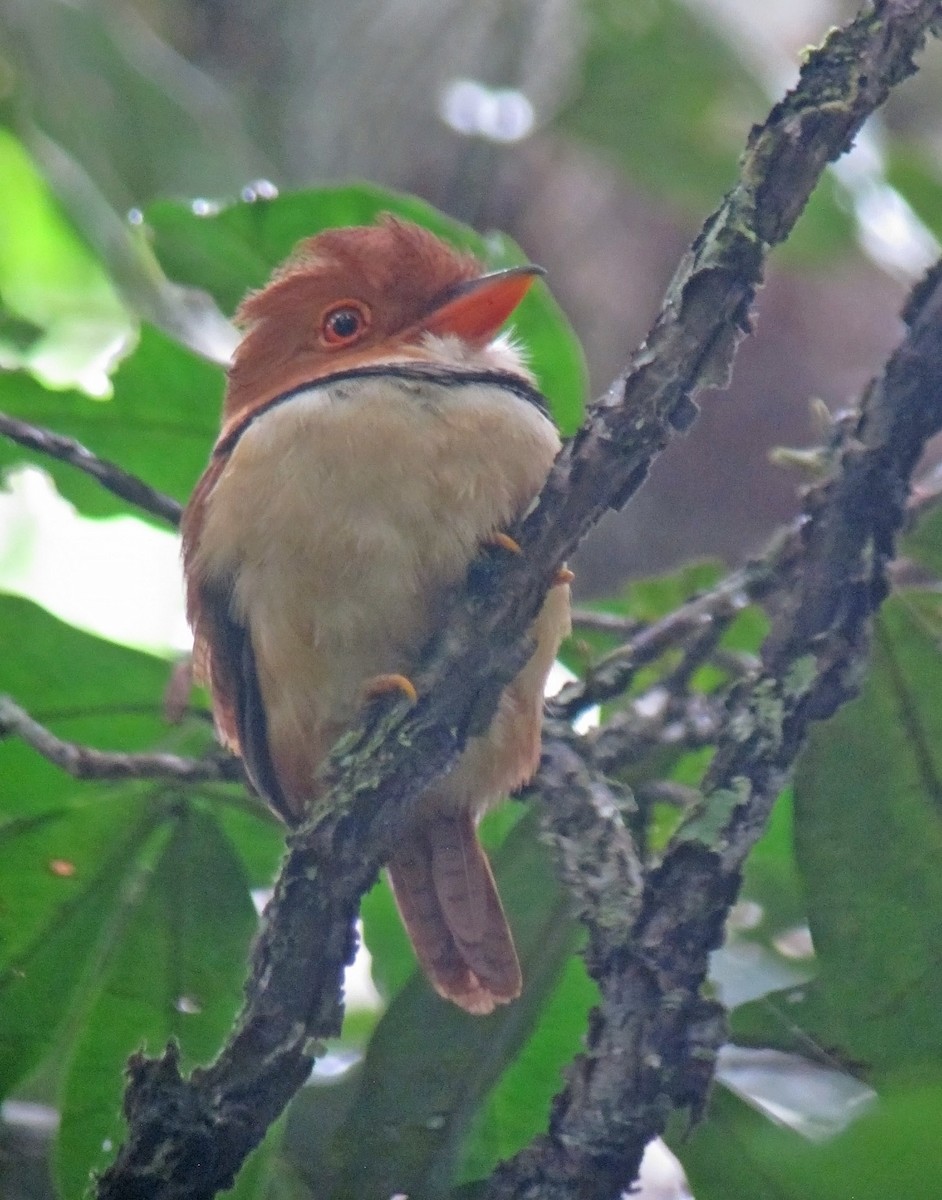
[321,302,370,346]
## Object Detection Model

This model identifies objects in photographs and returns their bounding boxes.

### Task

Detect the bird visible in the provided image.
[181,215,571,1015]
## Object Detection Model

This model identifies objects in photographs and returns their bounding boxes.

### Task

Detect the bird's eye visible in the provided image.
[321,302,370,346]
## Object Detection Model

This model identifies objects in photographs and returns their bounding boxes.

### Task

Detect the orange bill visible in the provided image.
[420,264,544,344]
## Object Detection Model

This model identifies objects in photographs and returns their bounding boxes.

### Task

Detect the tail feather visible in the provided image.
[428,815,521,997]
[386,837,488,1012]
[387,813,521,1015]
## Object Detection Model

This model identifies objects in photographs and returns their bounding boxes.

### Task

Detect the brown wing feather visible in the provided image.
[182,457,291,822]
[181,458,237,747]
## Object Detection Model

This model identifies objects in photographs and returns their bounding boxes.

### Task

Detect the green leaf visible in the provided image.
[617,560,725,623]
[212,800,285,892]
[0,598,187,1036]
[0,324,222,524]
[737,790,808,949]
[144,184,586,434]
[321,810,579,1200]
[0,595,173,792]
[557,0,853,259]
[0,597,275,1192]
[279,1068,365,1198]
[901,496,942,579]
[55,803,258,1198]
[886,146,942,247]
[711,790,814,1016]
[0,799,159,1099]
[360,874,416,1003]
[0,129,131,394]
[2,0,264,212]
[457,953,596,1184]
[558,0,764,210]
[560,560,727,676]
[677,1079,942,1200]
[229,1113,292,1200]
[792,593,942,1077]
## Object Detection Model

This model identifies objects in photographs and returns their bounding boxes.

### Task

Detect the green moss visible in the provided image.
[677,777,752,849]
[784,654,818,699]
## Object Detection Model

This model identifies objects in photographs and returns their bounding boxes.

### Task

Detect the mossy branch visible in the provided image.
[95,3,942,1198]
[486,251,942,1200]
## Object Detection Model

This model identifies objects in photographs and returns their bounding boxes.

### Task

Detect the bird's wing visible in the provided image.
[182,458,290,819]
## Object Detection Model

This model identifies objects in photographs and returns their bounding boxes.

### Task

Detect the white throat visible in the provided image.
[418,331,534,381]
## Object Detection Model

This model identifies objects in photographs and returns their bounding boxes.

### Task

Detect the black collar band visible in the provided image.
[215,362,553,456]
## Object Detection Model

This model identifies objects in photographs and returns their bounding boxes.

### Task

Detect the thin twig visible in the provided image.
[631,779,702,811]
[0,413,183,527]
[551,528,799,719]
[0,696,242,784]
[570,608,645,636]
[588,692,724,775]
[562,386,881,715]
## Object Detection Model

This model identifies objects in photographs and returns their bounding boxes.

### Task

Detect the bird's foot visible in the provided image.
[487,531,522,555]
[485,531,572,587]
[363,673,419,705]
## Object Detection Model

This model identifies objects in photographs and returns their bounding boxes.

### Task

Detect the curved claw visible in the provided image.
[488,531,522,555]
[363,672,419,705]
[553,566,575,587]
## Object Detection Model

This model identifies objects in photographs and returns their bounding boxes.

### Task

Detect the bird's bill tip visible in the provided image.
[421,264,544,344]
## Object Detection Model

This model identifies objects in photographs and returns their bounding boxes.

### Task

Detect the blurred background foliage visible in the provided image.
[2,0,942,1197]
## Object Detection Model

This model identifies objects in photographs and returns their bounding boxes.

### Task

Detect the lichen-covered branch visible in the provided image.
[590,691,724,776]
[532,728,644,929]
[0,412,183,527]
[95,4,942,1198]
[483,254,942,1200]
